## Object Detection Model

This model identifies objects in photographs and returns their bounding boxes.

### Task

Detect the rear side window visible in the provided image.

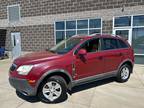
[102,38,119,50]
[118,39,129,48]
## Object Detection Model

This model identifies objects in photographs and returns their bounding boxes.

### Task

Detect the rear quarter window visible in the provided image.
[117,39,129,48]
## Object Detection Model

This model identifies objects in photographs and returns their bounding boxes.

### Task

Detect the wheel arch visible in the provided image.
[118,59,134,73]
[36,69,73,94]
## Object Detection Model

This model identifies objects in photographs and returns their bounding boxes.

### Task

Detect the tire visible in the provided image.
[38,76,67,103]
[116,64,132,83]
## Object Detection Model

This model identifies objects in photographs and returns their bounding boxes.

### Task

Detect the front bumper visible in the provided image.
[9,77,37,96]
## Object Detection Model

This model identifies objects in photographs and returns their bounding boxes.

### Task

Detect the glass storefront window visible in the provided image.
[55,18,102,43]
[66,31,76,38]
[77,20,88,29]
[89,19,101,28]
[56,31,65,44]
[89,29,101,34]
[55,21,65,30]
[132,28,144,54]
[133,15,144,26]
[77,30,88,35]
[66,21,76,29]
[115,30,129,40]
[114,16,131,27]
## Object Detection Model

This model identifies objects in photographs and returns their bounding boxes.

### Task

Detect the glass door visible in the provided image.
[113,29,132,45]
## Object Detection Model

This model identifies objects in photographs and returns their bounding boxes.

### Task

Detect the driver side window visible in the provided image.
[80,38,101,53]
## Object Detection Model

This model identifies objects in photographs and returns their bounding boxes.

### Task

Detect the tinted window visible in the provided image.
[118,40,128,48]
[66,31,76,38]
[77,30,88,35]
[89,19,101,28]
[114,16,131,27]
[80,38,100,53]
[89,29,101,35]
[132,28,144,54]
[56,21,65,30]
[102,38,118,50]
[133,15,144,26]
[77,20,88,29]
[56,31,65,43]
[66,21,76,29]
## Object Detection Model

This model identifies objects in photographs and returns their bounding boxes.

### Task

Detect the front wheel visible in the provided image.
[116,64,132,83]
[38,76,67,103]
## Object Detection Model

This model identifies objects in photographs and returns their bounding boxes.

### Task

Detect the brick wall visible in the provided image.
[1,0,144,52]
[5,24,54,51]
[0,0,144,19]
[102,20,113,34]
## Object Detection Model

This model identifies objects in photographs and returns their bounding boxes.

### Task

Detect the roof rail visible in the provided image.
[116,35,122,38]
[72,34,89,37]
[89,33,100,36]
[72,35,79,37]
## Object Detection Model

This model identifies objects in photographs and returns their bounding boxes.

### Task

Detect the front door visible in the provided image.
[75,38,104,79]
[113,29,132,45]
[11,32,21,59]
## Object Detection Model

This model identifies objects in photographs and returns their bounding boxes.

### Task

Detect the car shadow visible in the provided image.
[16,77,115,103]
[70,77,115,94]
[16,91,40,103]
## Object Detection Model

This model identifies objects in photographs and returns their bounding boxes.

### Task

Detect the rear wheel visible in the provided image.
[38,76,67,103]
[116,64,132,83]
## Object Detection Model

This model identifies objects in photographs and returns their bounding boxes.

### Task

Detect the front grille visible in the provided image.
[10,64,17,72]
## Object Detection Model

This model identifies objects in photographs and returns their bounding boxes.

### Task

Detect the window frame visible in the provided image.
[74,37,102,55]
[7,4,21,22]
[101,38,120,51]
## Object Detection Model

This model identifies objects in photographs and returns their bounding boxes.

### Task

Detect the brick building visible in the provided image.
[0,0,144,63]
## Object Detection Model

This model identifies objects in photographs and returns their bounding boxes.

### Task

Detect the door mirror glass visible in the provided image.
[78,49,87,55]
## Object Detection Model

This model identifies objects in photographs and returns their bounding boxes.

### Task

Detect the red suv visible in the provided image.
[9,34,134,103]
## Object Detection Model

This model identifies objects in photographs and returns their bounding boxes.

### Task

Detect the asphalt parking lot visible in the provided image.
[0,59,144,108]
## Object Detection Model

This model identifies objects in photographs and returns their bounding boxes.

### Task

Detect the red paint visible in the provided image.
[9,34,134,87]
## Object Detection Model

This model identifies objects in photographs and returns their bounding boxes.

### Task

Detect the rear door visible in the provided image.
[101,38,123,73]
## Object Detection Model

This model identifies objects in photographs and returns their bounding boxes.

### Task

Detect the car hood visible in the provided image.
[14,51,62,65]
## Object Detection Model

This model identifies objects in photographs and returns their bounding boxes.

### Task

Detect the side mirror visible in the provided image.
[78,49,87,56]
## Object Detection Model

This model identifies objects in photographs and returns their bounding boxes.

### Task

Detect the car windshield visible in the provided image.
[49,37,83,54]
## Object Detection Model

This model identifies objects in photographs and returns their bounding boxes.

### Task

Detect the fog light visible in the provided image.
[28,80,36,86]
[28,80,36,84]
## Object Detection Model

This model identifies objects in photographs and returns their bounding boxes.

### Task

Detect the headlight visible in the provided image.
[17,65,34,75]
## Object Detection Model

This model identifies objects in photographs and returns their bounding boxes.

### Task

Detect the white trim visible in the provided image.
[7,4,21,23]
[101,18,103,34]
[113,28,132,45]
[133,26,144,28]
[88,19,90,35]
[54,21,56,45]
[135,54,144,56]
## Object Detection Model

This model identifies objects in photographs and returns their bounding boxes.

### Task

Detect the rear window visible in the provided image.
[117,39,129,48]
[102,38,119,50]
